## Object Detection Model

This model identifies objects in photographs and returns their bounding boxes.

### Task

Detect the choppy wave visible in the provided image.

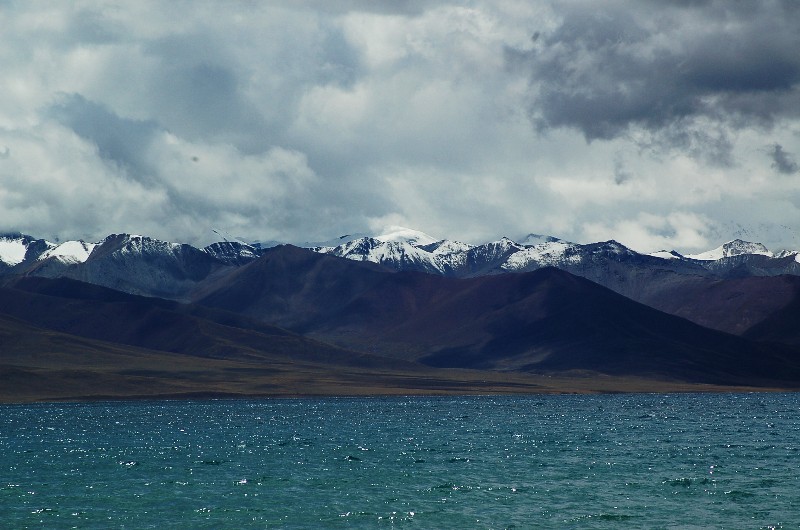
[1,393,799,528]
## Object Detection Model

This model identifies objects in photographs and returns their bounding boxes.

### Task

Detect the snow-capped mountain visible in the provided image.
[302,225,440,251]
[203,241,261,266]
[56,234,243,300]
[2,227,799,303]
[648,250,685,260]
[7,227,800,391]
[0,233,263,300]
[308,227,594,276]
[0,233,96,272]
[308,229,800,304]
[502,238,580,271]
[673,239,800,278]
[685,239,773,261]
[315,236,444,274]
[374,226,439,246]
[519,233,566,246]
[39,240,96,264]
[312,227,704,280]
[310,227,450,274]
[465,237,525,274]
[312,229,800,280]
[0,234,37,267]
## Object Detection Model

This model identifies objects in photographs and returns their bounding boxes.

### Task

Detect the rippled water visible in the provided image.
[1,393,799,528]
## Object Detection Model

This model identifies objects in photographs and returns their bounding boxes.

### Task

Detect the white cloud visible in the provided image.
[0,0,798,253]
[0,122,171,242]
[582,211,714,254]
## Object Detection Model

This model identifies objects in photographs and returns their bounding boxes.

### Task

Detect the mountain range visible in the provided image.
[2,227,800,401]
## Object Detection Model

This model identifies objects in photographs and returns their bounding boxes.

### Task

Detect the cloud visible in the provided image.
[0,1,799,254]
[0,121,171,242]
[770,144,799,174]
[49,94,160,180]
[582,211,714,253]
[509,0,800,157]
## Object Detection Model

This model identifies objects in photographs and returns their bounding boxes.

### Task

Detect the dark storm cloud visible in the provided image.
[510,1,800,147]
[49,94,160,179]
[141,35,274,154]
[138,25,363,159]
[770,144,799,174]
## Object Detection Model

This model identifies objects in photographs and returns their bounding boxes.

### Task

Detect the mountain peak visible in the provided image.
[687,239,772,261]
[0,234,31,266]
[0,233,61,267]
[585,240,635,256]
[649,250,685,260]
[520,233,565,246]
[374,226,439,247]
[39,240,96,264]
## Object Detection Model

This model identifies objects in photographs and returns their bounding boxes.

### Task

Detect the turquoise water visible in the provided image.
[1,394,799,529]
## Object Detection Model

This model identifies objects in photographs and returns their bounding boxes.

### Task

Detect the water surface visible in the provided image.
[2,393,799,528]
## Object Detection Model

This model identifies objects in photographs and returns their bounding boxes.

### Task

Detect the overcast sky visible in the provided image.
[1,1,799,253]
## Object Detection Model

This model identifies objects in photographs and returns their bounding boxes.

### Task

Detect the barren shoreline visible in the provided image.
[3,365,794,404]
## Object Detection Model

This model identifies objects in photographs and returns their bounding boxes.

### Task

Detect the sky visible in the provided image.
[1,0,799,253]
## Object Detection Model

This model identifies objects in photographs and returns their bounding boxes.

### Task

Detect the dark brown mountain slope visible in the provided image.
[0,276,404,369]
[743,290,800,346]
[3,245,800,397]
[196,246,800,386]
[7,312,596,402]
[193,244,395,330]
[635,273,800,340]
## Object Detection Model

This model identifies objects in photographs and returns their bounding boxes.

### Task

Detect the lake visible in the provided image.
[2,393,798,528]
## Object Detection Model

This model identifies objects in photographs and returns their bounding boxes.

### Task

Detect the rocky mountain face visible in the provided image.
[0,233,259,301]
[4,229,798,291]
[3,228,800,344]
[191,246,800,385]
[3,231,800,390]
[311,231,800,318]
[313,231,800,281]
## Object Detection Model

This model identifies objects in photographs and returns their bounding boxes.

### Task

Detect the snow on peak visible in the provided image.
[96,233,183,256]
[427,239,474,255]
[687,239,772,261]
[0,236,29,266]
[39,240,96,264]
[597,240,634,255]
[321,235,443,272]
[374,226,439,247]
[649,250,684,260]
[773,250,800,264]
[203,241,260,265]
[488,236,522,249]
[520,233,565,246]
[502,239,579,271]
[98,233,137,245]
